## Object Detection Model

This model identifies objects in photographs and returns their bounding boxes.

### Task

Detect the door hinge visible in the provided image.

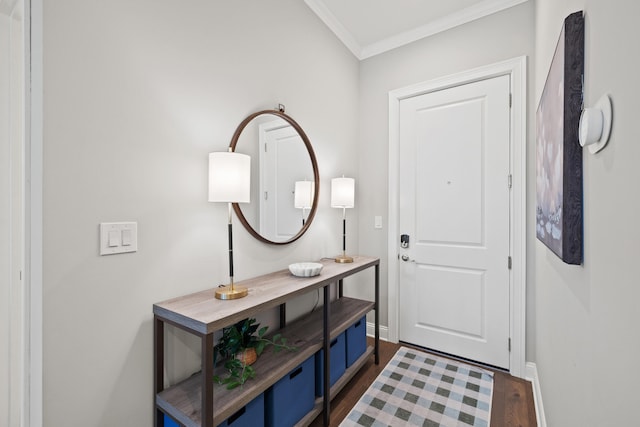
[508,338,512,352]
[264,143,268,152]
[508,256,512,270]
[508,174,512,189]
[264,191,268,200]
[509,93,512,108]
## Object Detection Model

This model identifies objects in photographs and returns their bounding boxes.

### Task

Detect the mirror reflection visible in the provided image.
[231,110,319,244]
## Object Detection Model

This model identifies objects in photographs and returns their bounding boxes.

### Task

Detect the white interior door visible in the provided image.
[398,74,511,369]
[259,121,310,241]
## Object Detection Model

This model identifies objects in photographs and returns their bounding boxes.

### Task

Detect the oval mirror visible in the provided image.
[230,109,319,245]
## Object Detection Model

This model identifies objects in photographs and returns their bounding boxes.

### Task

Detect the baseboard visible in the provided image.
[525,362,547,427]
[366,322,389,341]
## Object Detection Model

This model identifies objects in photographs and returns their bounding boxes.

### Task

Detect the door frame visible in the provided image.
[2,0,41,424]
[387,56,527,378]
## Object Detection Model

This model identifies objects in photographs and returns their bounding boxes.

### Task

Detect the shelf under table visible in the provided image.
[157,297,374,427]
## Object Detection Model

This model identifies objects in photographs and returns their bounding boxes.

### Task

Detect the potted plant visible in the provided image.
[213,318,296,389]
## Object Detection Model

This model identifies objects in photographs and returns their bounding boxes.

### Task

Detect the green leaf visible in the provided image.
[255,340,266,356]
[244,366,256,380]
[226,381,240,390]
[258,326,268,337]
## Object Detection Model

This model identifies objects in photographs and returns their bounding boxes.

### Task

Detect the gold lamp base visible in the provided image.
[335,254,354,263]
[214,285,249,300]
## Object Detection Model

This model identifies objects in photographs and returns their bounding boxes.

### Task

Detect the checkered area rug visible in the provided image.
[340,347,494,427]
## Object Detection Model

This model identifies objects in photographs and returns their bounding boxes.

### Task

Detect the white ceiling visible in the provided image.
[304,0,529,60]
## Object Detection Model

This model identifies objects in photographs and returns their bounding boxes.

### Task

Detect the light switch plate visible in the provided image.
[374,216,383,229]
[100,222,138,255]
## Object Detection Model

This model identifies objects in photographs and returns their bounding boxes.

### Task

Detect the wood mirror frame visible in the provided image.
[230,109,319,245]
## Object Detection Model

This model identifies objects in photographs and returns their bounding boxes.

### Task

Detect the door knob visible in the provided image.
[401,255,410,262]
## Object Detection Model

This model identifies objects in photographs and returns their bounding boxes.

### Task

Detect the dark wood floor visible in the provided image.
[310,338,536,426]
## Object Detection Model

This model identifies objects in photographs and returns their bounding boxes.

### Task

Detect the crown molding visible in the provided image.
[305,0,529,61]
[361,0,528,59]
[304,0,362,58]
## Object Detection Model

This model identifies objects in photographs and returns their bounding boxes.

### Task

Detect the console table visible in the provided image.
[153,255,380,427]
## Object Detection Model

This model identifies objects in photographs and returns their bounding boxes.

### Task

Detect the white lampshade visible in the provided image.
[294,181,315,209]
[208,152,251,203]
[331,177,355,208]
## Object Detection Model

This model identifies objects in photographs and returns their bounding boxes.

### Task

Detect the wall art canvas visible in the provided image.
[536,11,584,265]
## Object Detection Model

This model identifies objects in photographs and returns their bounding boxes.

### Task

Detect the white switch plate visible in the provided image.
[374,216,383,229]
[100,222,138,255]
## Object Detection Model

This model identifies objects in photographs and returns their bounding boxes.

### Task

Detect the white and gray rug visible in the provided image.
[340,347,493,427]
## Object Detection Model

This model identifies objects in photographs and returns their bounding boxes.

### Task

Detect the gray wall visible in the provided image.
[355,2,536,358]
[534,0,640,425]
[39,0,640,425]
[42,1,358,425]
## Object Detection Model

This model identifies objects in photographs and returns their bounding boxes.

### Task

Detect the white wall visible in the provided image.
[42,1,358,425]
[355,2,535,358]
[534,0,640,425]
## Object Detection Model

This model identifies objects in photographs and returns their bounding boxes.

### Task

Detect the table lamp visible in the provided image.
[209,149,251,300]
[331,176,355,263]
[294,180,314,225]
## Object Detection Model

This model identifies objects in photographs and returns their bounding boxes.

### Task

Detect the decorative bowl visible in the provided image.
[288,262,323,277]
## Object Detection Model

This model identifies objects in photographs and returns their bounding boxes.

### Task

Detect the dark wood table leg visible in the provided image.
[279,303,286,329]
[154,316,165,426]
[375,263,380,365]
[323,284,331,426]
[202,333,214,427]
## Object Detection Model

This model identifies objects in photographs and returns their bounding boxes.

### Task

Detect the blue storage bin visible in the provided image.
[219,392,264,427]
[163,393,264,427]
[346,316,367,367]
[266,356,315,427]
[315,332,346,396]
[163,414,180,427]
